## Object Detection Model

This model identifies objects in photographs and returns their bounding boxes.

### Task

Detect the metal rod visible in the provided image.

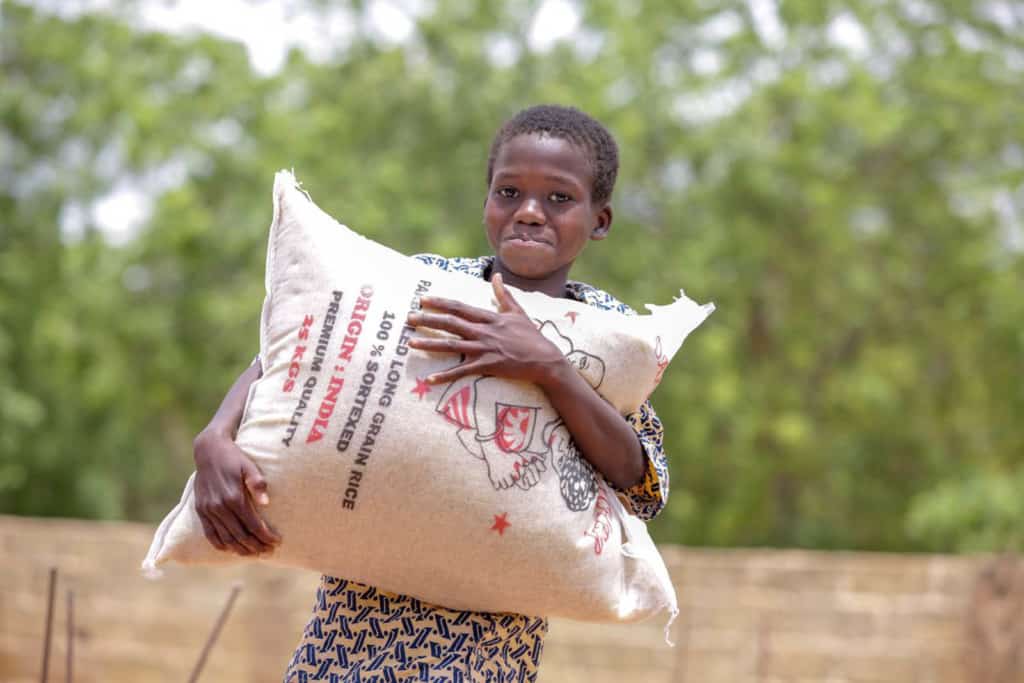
[40,567,57,683]
[65,590,74,683]
[186,584,242,683]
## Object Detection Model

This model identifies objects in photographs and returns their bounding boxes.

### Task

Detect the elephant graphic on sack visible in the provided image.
[434,321,606,511]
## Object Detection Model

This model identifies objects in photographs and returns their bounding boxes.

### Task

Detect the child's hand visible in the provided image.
[407,273,567,387]
[193,430,281,555]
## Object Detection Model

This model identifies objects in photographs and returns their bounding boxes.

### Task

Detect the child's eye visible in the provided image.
[549,192,572,203]
[497,187,518,199]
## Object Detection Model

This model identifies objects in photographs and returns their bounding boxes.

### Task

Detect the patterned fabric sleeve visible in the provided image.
[617,400,670,521]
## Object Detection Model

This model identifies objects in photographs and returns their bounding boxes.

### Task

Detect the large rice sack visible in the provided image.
[144,171,713,629]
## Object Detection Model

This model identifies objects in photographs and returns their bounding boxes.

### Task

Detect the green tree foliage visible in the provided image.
[2,0,1022,550]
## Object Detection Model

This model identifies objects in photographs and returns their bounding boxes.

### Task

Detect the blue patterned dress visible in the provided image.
[283,255,670,683]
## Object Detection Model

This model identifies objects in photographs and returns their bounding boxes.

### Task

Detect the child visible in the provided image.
[191,105,670,682]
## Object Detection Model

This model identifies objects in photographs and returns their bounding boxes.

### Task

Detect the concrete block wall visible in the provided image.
[2,515,1021,682]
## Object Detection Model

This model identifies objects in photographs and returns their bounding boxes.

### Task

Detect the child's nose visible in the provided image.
[513,198,545,224]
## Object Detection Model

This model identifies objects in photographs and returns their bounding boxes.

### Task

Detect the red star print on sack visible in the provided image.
[490,513,511,535]
[411,377,432,399]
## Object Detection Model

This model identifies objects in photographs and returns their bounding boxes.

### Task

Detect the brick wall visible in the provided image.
[2,515,1021,682]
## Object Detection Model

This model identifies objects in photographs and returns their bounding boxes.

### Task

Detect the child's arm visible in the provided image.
[531,346,646,489]
[192,358,281,555]
[408,275,646,490]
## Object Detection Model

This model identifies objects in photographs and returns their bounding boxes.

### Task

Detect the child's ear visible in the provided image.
[590,204,613,241]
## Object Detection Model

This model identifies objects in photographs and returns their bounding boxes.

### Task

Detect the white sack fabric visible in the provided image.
[144,171,714,626]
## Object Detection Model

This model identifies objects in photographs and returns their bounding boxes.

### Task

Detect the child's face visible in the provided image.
[484,133,611,282]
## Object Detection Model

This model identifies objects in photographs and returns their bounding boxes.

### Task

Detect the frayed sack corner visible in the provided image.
[140,559,164,581]
[663,606,680,647]
[275,168,312,203]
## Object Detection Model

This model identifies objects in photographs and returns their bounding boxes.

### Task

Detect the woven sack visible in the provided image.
[144,171,713,629]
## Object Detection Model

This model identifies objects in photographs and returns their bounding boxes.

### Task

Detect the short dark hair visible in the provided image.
[487,104,619,205]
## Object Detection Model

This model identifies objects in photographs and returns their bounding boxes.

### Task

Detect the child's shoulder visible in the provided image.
[566,279,637,316]
[413,253,492,278]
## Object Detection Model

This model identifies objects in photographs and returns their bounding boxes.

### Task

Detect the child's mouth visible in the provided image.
[507,235,552,246]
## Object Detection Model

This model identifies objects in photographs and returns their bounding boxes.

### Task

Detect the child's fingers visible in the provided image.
[207,517,238,554]
[225,508,269,555]
[491,273,524,314]
[235,495,282,546]
[242,461,271,507]
[418,296,497,323]
[208,510,257,555]
[407,311,480,339]
[198,514,228,551]
[408,337,487,356]
[426,358,490,384]
[491,274,508,310]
